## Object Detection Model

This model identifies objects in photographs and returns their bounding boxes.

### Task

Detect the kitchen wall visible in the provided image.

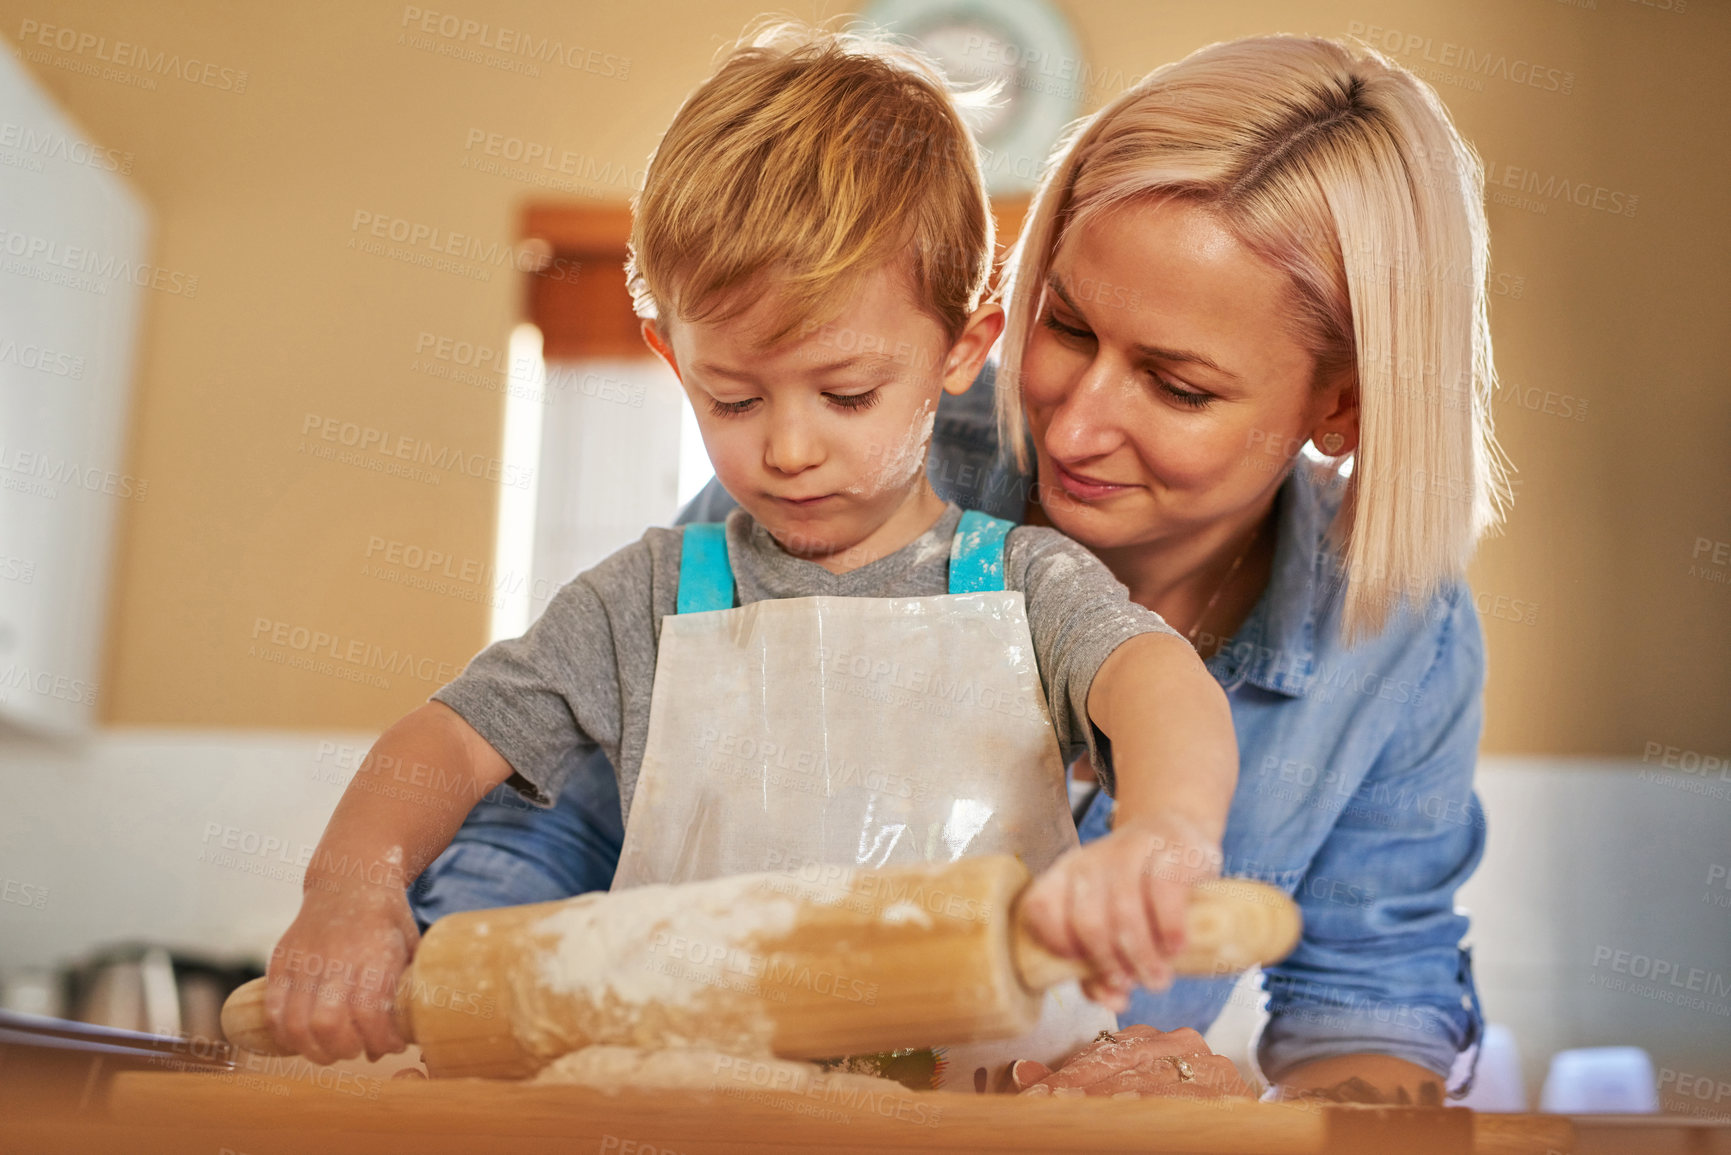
[0,0,1724,754]
[0,730,364,972]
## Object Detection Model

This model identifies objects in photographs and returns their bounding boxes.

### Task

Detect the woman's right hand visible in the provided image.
[262,881,421,1064]
[1011,1026,1252,1099]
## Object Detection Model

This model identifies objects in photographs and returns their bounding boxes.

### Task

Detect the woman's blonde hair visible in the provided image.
[998,35,1511,639]
[627,20,992,346]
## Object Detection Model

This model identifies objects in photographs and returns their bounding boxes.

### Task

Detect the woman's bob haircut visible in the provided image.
[998,34,1511,640]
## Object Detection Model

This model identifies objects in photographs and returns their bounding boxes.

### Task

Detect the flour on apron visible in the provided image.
[613,512,1117,1090]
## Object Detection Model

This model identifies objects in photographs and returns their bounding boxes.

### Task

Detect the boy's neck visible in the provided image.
[780,480,949,576]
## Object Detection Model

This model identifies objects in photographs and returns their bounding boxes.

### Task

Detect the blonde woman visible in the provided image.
[975,33,1507,1102]
[418,34,1505,1103]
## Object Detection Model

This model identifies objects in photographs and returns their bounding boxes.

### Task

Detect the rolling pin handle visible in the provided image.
[220,976,291,1056]
[1008,878,1302,994]
[220,974,418,1057]
[1010,898,1092,992]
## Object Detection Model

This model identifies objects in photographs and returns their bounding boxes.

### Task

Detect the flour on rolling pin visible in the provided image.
[879,900,932,927]
[511,871,851,1061]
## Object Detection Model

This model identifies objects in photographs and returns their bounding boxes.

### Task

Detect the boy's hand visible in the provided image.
[263,881,421,1064]
[1019,811,1224,1012]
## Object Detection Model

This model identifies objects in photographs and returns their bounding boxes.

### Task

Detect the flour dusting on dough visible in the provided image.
[532,1044,906,1100]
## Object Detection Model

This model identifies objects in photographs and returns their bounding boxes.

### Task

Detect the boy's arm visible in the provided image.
[267,534,661,1063]
[1007,528,1239,1011]
[1087,631,1237,845]
[266,702,513,1064]
[1084,631,1237,979]
[1025,634,1238,1011]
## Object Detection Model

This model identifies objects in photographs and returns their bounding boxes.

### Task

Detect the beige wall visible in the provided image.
[9,0,1727,754]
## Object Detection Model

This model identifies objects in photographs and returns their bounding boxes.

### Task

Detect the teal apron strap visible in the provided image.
[949,510,1012,594]
[676,523,736,613]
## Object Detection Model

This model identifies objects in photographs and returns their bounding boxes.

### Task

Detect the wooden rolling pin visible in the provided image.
[223,854,1299,1078]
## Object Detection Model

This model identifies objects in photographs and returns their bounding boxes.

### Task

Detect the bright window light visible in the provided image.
[677,396,715,509]
[491,322,545,642]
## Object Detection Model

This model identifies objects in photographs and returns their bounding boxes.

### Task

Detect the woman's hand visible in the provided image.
[1019,810,1224,1012]
[1011,1026,1253,1098]
[262,880,421,1065]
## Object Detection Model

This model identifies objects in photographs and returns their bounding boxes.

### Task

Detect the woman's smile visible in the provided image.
[1049,456,1138,501]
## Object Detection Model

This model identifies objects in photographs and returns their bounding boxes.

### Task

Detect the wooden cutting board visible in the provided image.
[63,1069,1575,1155]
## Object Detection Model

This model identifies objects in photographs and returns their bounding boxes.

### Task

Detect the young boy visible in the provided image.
[264,22,1237,1070]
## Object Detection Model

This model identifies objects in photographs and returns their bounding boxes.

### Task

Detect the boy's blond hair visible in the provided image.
[626,20,992,347]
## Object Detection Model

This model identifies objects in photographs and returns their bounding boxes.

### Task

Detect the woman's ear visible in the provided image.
[1309,372,1359,458]
[641,319,681,381]
[941,302,1006,396]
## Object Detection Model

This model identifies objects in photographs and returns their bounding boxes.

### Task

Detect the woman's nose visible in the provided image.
[1042,358,1129,462]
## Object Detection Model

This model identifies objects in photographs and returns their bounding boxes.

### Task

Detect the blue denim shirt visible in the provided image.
[413,362,1486,1086]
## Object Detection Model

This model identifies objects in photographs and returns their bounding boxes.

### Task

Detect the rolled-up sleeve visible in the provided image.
[1256,586,1488,1084]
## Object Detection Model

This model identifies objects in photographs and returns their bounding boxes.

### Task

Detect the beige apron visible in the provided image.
[612,514,1115,1091]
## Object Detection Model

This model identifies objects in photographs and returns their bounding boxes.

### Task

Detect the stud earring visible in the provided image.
[1319,432,1345,455]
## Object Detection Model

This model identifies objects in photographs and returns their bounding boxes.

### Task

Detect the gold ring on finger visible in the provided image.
[1165,1056,1195,1082]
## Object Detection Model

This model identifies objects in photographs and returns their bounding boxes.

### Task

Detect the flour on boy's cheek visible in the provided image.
[844,398,935,499]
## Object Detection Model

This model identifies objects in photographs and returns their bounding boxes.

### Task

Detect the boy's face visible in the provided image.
[645,263,1001,564]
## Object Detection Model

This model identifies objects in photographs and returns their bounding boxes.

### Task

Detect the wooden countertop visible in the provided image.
[0,1067,1586,1155]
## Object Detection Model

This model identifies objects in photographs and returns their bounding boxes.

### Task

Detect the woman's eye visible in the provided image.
[1041,309,1212,408]
[1158,378,1214,409]
[707,397,758,418]
[825,389,881,412]
[1040,312,1093,342]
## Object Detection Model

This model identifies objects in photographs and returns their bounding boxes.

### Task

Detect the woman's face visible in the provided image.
[1020,198,1353,554]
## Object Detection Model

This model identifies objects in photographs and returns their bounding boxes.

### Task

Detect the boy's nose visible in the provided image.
[764,411,824,475]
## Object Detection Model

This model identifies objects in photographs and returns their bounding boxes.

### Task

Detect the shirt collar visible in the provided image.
[1205,461,1348,698]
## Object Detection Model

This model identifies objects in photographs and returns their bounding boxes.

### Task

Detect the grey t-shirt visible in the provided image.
[432,502,1178,822]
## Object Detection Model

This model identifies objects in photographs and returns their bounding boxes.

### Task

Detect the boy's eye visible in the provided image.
[824,389,880,412]
[706,397,759,418]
